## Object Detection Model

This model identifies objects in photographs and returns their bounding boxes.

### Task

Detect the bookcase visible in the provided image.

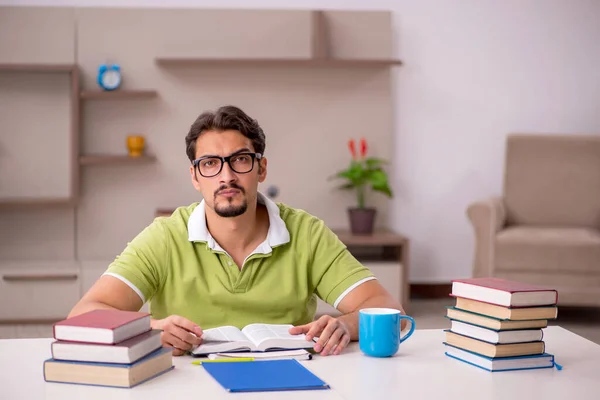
[0,6,400,327]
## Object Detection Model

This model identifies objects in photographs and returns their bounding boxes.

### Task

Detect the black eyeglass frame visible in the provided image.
[192,152,263,177]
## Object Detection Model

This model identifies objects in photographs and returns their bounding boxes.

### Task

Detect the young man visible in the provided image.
[69,105,406,356]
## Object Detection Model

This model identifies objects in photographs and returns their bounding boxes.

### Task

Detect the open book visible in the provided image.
[191,324,315,356]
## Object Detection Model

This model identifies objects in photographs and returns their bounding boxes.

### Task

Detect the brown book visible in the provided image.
[455,297,558,321]
[445,331,545,358]
[446,307,548,330]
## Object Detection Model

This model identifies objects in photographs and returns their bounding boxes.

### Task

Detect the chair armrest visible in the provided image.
[466,197,507,277]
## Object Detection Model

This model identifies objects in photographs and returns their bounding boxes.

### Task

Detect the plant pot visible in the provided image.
[348,207,376,235]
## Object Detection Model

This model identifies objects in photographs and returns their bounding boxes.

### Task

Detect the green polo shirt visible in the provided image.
[104,193,375,330]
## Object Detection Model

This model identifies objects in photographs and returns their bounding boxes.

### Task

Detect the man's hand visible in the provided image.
[151,315,203,356]
[289,315,350,356]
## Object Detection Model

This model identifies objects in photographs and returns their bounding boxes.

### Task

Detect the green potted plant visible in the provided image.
[330,138,393,235]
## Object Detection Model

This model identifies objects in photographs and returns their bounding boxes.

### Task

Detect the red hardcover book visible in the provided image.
[53,310,152,344]
[451,277,558,307]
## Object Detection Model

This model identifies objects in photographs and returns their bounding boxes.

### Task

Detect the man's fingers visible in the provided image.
[168,324,202,347]
[173,315,203,337]
[321,327,345,356]
[333,334,351,356]
[306,317,329,341]
[162,331,190,351]
[288,324,311,335]
[171,347,186,356]
[314,320,337,351]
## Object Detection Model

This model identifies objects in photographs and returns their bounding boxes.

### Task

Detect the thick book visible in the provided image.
[444,344,555,372]
[454,297,558,321]
[444,330,545,358]
[191,324,315,356]
[446,307,548,330]
[53,310,151,344]
[51,329,162,364]
[451,277,558,307]
[449,320,543,344]
[43,347,173,388]
[202,359,329,392]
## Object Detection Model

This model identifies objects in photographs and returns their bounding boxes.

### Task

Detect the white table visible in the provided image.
[2,326,600,400]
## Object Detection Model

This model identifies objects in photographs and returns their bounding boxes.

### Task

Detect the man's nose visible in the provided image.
[219,160,237,183]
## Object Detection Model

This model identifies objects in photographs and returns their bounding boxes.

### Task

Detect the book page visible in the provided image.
[191,326,253,355]
[202,326,248,343]
[242,324,311,349]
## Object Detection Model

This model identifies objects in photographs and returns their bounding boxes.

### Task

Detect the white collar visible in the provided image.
[187,191,290,253]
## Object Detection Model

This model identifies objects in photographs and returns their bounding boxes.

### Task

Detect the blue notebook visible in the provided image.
[202,359,330,392]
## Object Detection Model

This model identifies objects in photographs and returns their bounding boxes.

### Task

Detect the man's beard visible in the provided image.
[214,184,247,218]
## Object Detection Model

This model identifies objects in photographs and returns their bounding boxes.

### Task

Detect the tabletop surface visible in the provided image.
[2,326,600,400]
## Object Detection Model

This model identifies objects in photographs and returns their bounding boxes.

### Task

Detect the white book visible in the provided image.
[208,349,312,361]
[191,323,315,356]
[51,329,162,364]
[450,320,543,344]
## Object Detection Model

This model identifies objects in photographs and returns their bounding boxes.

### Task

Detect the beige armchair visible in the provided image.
[467,134,600,306]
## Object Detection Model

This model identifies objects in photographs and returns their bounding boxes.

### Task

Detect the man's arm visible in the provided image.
[336,279,406,339]
[70,274,203,355]
[68,275,144,318]
[68,219,203,356]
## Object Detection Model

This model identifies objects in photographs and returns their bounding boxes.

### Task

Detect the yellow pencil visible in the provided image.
[191,357,255,365]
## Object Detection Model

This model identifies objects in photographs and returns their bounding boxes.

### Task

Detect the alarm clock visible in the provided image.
[97,64,121,91]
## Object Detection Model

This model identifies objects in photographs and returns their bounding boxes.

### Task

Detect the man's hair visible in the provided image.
[185,105,266,162]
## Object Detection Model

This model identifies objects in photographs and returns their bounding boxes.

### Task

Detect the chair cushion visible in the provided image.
[503,134,600,228]
[495,226,600,273]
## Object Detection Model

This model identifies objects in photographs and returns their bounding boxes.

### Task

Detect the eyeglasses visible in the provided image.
[192,152,262,178]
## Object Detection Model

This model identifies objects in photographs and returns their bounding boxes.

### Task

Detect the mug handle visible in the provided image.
[398,315,416,344]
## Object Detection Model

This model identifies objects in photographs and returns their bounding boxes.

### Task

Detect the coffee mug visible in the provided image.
[359,308,416,357]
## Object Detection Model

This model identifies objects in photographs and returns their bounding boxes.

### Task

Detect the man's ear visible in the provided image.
[190,165,202,191]
[258,157,267,183]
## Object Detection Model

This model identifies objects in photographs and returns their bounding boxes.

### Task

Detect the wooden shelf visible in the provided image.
[79,155,157,166]
[0,63,76,72]
[155,208,175,217]
[334,230,408,246]
[0,198,75,209]
[80,90,158,100]
[154,58,402,68]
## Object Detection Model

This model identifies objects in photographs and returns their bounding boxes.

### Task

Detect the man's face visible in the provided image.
[190,130,267,218]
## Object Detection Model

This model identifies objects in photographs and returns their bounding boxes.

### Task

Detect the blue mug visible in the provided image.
[359,308,416,357]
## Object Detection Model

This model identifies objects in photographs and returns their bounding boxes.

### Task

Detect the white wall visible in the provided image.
[4,0,600,282]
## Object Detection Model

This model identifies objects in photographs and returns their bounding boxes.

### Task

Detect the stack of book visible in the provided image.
[444,277,559,372]
[44,309,173,388]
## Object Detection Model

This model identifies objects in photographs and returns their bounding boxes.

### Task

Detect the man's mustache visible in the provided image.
[214,183,245,197]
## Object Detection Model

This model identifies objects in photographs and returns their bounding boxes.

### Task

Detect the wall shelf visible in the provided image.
[79,155,157,166]
[154,58,402,68]
[155,208,175,218]
[0,198,75,209]
[0,63,76,73]
[80,90,158,100]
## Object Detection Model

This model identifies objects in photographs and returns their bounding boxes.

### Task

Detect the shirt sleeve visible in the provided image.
[104,219,168,303]
[310,218,375,308]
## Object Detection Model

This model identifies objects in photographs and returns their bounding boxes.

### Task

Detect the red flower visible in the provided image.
[360,138,367,158]
[348,139,357,159]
